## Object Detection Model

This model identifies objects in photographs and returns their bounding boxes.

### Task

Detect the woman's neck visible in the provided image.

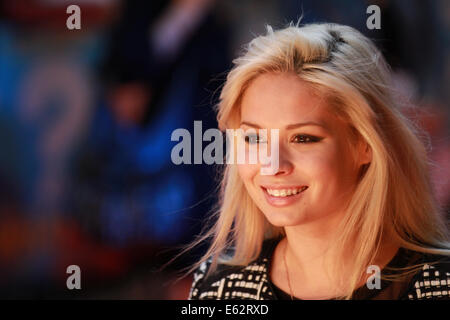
[279,222,400,298]
[283,210,348,269]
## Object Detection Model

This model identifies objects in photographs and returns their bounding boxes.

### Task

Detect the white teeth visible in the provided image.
[266,187,307,197]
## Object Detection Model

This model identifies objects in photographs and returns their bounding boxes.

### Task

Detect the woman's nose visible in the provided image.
[261,142,294,176]
[274,152,294,176]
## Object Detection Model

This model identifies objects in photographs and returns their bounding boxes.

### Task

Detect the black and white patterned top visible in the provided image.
[188,238,450,300]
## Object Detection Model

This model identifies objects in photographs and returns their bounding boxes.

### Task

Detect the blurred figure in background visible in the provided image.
[0,0,123,298]
[68,0,232,298]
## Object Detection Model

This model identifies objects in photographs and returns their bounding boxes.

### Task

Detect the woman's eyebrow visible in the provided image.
[285,121,328,130]
[240,121,328,130]
[240,121,262,128]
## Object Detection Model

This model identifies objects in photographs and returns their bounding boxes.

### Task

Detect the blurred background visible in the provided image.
[0,0,448,299]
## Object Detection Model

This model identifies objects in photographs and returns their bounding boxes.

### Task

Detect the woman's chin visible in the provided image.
[263,212,306,228]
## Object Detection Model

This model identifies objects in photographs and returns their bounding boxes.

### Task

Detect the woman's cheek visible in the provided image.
[237,163,258,183]
[329,143,359,185]
[295,151,331,176]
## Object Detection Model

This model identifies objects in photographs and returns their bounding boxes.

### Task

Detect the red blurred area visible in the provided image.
[2,0,120,30]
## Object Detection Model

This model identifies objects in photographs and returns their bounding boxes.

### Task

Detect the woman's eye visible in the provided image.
[244,135,266,144]
[291,134,322,143]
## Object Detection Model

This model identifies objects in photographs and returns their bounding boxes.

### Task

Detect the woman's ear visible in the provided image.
[357,139,372,166]
[349,126,372,166]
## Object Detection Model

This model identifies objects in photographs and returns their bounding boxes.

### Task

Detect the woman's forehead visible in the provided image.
[239,72,337,129]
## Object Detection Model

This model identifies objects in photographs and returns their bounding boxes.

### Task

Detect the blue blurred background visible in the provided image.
[0,0,448,299]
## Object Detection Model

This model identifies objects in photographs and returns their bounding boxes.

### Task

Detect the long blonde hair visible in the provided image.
[187,22,450,299]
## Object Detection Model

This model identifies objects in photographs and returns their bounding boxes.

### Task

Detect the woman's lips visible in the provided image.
[261,186,308,207]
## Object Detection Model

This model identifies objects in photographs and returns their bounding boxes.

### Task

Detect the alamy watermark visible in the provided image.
[66,5,81,30]
[366,265,381,289]
[171,121,279,175]
[366,5,381,30]
[66,264,81,290]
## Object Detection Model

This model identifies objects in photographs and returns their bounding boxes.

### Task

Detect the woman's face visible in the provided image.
[237,72,369,228]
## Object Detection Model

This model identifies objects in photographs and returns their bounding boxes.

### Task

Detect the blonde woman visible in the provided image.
[187,22,450,300]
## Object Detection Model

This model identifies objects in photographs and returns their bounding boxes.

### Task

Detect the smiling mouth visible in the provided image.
[262,186,308,197]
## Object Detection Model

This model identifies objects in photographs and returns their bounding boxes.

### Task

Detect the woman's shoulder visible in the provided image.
[188,238,280,300]
[402,251,450,300]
